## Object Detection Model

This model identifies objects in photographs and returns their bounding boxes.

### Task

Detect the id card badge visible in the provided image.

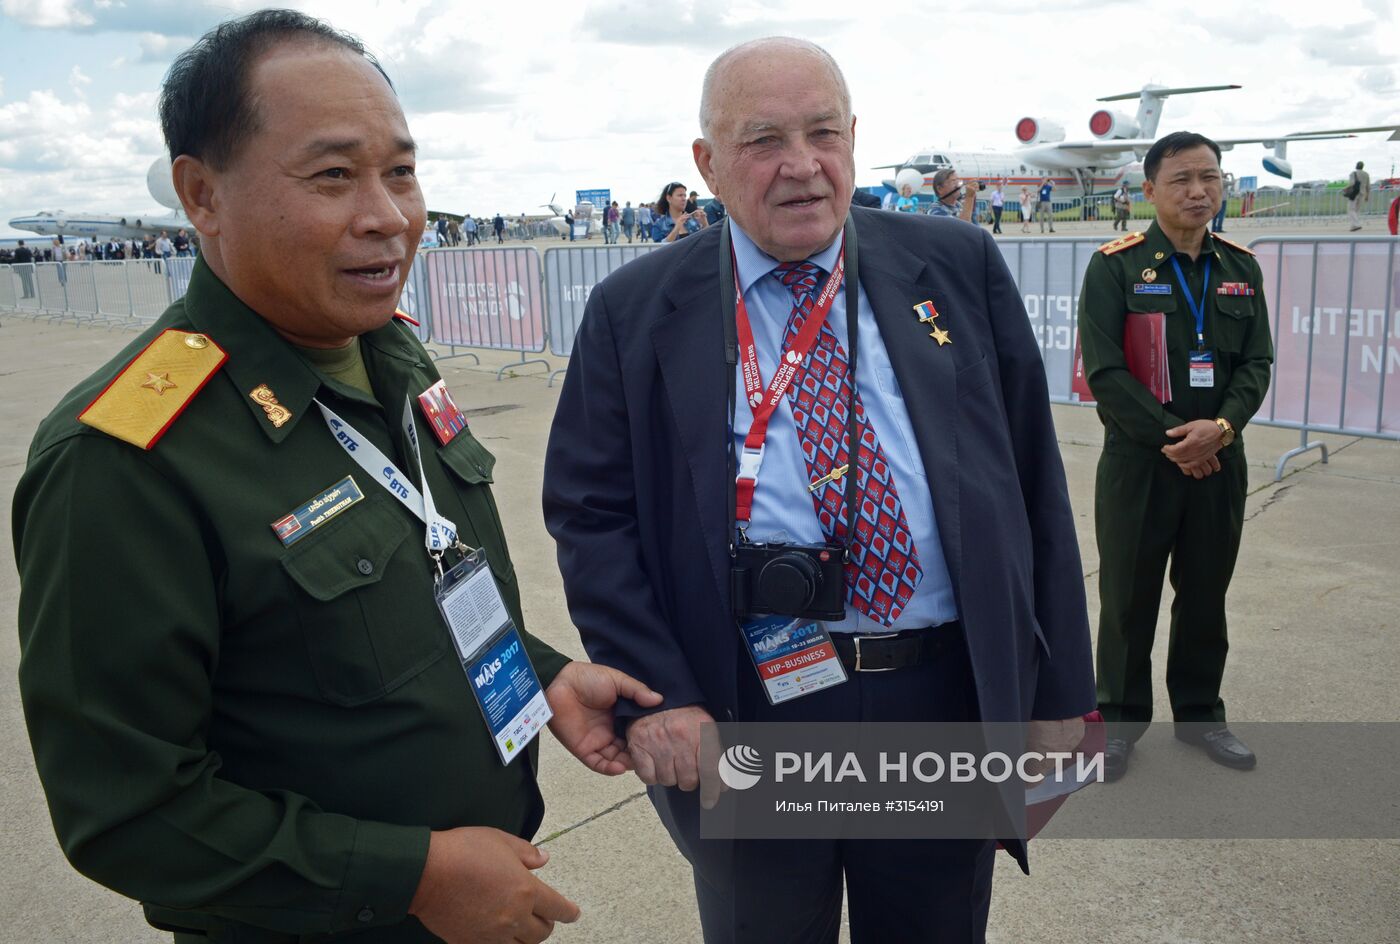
[436,552,552,765]
[739,615,847,706]
[1189,350,1215,388]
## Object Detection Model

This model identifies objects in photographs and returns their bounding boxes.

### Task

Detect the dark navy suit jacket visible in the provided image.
[545,206,1092,719]
[543,208,1096,863]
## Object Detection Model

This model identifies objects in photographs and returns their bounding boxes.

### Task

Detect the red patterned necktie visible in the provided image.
[772,261,923,625]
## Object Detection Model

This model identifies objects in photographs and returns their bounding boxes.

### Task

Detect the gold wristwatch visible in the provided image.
[1214,417,1236,447]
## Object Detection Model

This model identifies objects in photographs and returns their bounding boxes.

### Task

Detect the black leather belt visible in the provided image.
[831,623,962,673]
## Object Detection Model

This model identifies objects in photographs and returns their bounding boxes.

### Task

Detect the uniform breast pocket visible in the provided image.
[282,495,448,707]
[436,431,516,586]
[1212,298,1254,353]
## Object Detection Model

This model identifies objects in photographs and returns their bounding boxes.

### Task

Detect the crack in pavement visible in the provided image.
[1245,482,1294,522]
[536,791,648,845]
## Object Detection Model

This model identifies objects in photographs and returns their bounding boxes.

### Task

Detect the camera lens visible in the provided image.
[755,553,822,613]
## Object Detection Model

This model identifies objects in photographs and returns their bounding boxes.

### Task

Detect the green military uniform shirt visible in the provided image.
[13,258,569,942]
[1077,220,1274,454]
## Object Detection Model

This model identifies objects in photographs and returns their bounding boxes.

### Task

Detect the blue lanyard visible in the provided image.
[1169,255,1211,350]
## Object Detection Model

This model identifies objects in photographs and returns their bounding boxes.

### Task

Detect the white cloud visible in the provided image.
[1,0,94,28]
[2,0,247,36]
[3,0,1399,234]
[1358,67,1396,93]
[67,65,91,98]
[580,0,847,47]
[136,32,195,64]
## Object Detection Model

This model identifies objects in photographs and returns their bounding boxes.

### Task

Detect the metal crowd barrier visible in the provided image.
[543,244,659,386]
[0,258,201,325]
[6,235,1396,481]
[0,264,16,310]
[995,237,1103,403]
[1250,235,1400,478]
[417,247,549,380]
[396,253,436,346]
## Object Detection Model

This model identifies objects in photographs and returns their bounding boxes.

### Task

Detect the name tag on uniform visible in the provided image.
[1189,350,1215,388]
[271,476,364,545]
[436,552,551,764]
[1133,283,1172,295]
[739,615,847,705]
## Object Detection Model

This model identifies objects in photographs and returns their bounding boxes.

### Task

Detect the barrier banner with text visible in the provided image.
[424,248,545,352]
[1254,238,1399,437]
[994,239,1102,402]
[544,245,658,358]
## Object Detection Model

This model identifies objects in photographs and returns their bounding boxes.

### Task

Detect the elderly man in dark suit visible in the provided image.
[543,37,1094,944]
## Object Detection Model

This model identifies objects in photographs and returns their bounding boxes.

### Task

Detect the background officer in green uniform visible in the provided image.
[12,11,661,944]
[1077,131,1273,781]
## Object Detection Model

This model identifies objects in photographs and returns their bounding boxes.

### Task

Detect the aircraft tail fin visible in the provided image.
[1097,84,1241,140]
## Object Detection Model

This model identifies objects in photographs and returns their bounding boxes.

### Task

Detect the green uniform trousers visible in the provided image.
[1094,445,1247,741]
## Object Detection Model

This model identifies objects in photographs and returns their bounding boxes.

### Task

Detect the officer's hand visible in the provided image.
[546,662,663,775]
[1175,454,1222,479]
[1022,716,1086,780]
[626,704,718,803]
[1162,419,1223,464]
[409,827,580,944]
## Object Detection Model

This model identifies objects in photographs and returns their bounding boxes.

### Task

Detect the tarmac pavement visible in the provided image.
[1,300,1397,942]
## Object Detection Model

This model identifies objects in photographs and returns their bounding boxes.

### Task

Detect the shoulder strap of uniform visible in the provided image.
[78,329,227,450]
[1211,233,1255,256]
[1097,231,1145,255]
[393,307,420,327]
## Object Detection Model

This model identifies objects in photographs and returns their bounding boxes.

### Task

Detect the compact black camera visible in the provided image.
[731,541,847,621]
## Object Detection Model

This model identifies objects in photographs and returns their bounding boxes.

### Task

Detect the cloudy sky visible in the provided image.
[1,0,1397,237]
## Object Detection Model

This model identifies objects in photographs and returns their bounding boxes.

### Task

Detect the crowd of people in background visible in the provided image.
[11,167,1389,278]
[0,229,196,268]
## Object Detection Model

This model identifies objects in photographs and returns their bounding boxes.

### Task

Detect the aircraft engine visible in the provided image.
[1262,155,1293,179]
[1088,109,1140,141]
[894,167,925,194]
[1014,117,1065,145]
[147,156,182,211]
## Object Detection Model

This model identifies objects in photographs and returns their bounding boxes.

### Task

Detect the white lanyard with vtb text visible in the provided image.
[314,396,464,558]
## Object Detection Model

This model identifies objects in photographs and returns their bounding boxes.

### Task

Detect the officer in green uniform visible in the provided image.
[1077,132,1273,781]
[12,12,659,944]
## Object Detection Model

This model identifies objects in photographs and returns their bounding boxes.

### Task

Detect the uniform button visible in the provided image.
[356,558,374,575]
[357,907,375,923]
[475,464,487,476]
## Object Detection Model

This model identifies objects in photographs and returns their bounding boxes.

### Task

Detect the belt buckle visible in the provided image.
[852,631,900,673]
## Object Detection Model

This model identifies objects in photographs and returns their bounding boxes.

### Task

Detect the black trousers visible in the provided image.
[1095,448,1247,741]
[654,636,995,944]
[991,206,1003,233]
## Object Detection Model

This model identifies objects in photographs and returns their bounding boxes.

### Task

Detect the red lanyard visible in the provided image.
[734,243,846,527]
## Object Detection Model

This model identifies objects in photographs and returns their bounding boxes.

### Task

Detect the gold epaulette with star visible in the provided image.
[78,329,227,450]
[1097,231,1146,255]
[1211,233,1256,256]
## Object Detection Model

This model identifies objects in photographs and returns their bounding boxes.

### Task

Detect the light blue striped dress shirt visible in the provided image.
[728,220,958,632]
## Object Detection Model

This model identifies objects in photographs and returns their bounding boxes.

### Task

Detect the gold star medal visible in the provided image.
[913,299,951,345]
[1142,268,1157,283]
[1154,251,1165,261]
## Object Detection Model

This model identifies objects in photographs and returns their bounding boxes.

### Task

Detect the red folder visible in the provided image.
[1071,313,1171,404]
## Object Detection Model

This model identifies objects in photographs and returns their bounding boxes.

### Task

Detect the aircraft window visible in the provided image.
[916,154,931,164]
[1020,165,1027,173]
[934,155,947,164]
